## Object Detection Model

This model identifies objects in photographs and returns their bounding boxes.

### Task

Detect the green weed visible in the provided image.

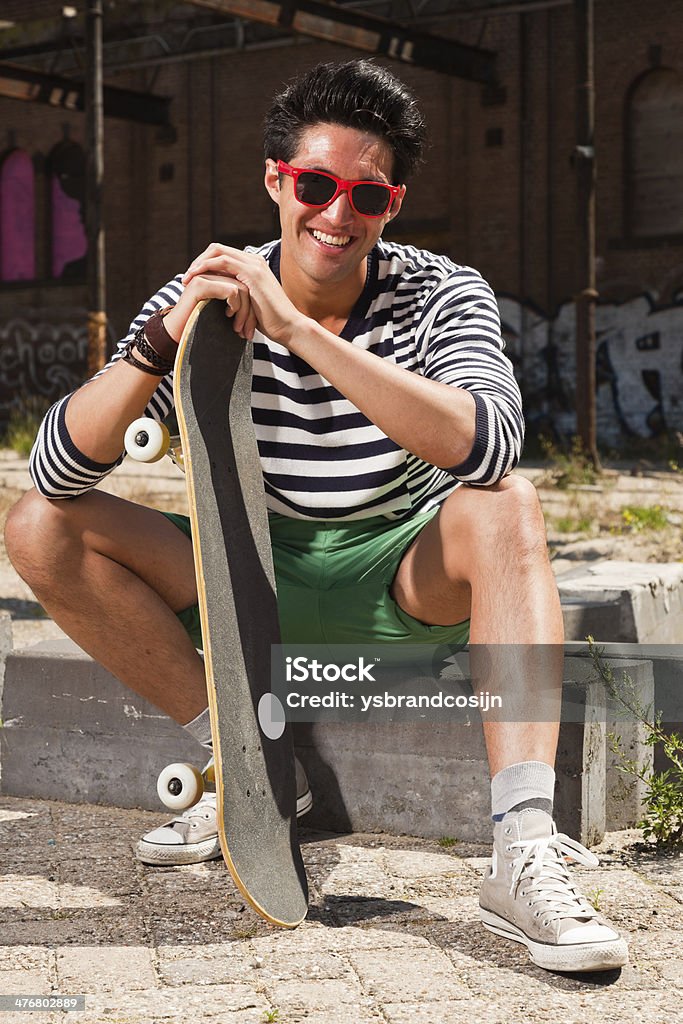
[539,435,600,490]
[438,836,459,848]
[586,887,605,911]
[263,1010,280,1023]
[2,396,51,457]
[620,505,669,532]
[604,430,683,470]
[552,515,593,534]
[588,638,683,849]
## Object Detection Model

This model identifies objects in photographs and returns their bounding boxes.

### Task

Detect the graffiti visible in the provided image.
[498,292,683,447]
[0,313,89,424]
[1,292,682,450]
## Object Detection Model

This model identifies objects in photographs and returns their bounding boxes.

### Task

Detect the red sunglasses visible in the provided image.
[277,160,400,218]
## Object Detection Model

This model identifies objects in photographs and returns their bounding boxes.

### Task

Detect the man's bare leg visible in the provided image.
[4,488,207,725]
[392,475,628,972]
[5,488,313,866]
[391,473,564,769]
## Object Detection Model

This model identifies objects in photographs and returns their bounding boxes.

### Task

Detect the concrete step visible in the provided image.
[558,561,683,643]
[0,637,655,845]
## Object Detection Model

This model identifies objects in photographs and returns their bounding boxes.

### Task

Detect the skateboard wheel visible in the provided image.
[124,418,170,463]
[157,762,204,810]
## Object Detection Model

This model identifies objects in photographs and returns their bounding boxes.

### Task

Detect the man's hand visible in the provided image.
[164,244,308,347]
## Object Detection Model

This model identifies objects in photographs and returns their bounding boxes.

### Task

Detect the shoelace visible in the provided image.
[508,831,600,923]
[170,794,216,828]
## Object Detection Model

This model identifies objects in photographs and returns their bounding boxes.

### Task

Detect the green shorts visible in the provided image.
[163,509,470,650]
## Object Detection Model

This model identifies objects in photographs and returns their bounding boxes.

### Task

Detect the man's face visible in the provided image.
[264,123,405,287]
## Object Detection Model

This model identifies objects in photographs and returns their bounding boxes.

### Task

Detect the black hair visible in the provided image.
[263,59,427,183]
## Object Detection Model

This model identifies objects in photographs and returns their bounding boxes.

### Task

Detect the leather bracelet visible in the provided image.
[142,306,179,362]
[133,325,174,371]
[121,342,168,377]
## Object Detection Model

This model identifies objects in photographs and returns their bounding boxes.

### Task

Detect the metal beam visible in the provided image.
[85,0,107,375]
[187,0,498,81]
[573,0,599,467]
[342,0,571,22]
[0,61,171,125]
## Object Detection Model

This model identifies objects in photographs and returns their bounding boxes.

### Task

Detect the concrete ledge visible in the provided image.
[297,654,617,845]
[558,561,683,642]
[0,639,206,810]
[0,639,656,846]
[555,655,655,831]
[0,609,12,699]
[567,641,681,777]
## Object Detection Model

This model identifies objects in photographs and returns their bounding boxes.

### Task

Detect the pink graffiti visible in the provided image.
[0,150,35,282]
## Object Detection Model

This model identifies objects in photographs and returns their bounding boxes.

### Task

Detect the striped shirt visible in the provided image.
[30,239,524,520]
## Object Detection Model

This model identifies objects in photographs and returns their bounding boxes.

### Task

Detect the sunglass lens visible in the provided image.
[296,172,337,207]
[352,183,392,216]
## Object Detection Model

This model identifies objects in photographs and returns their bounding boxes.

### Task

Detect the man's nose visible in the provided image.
[322,189,355,226]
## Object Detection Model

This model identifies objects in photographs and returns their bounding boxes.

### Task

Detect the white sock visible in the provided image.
[183,707,212,749]
[490,760,555,821]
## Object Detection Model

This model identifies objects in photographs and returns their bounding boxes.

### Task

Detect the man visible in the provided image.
[5,59,627,973]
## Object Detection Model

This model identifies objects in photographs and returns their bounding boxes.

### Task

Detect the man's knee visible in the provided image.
[444,475,546,555]
[493,474,545,525]
[4,489,71,582]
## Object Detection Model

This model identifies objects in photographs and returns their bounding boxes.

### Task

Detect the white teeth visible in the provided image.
[311,229,351,247]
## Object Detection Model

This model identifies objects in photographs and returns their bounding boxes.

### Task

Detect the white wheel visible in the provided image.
[124,418,170,463]
[157,762,204,811]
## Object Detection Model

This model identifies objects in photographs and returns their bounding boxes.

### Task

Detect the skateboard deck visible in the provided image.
[173,298,308,927]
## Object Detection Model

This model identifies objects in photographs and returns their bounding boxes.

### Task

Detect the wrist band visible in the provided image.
[142,306,179,362]
[122,341,169,377]
[133,326,174,372]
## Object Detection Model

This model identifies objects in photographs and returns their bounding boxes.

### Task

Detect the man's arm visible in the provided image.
[181,248,522,484]
[289,321,480,469]
[31,259,262,498]
[30,278,183,497]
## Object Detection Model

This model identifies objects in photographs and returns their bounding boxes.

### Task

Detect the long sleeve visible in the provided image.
[29,276,183,498]
[418,270,524,485]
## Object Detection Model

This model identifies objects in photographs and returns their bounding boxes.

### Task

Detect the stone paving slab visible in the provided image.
[0,797,682,1024]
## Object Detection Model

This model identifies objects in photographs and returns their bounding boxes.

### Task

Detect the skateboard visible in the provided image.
[125,299,308,927]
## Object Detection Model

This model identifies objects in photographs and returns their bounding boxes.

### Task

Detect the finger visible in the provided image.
[243,309,259,341]
[235,283,255,337]
[183,250,242,284]
[184,242,231,277]
[183,246,217,281]
[233,294,252,336]
[185,274,249,312]
[224,288,242,316]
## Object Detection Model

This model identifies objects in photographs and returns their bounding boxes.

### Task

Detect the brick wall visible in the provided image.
[1,1,682,445]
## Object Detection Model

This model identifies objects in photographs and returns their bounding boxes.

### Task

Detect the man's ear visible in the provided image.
[387,184,406,222]
[264,159,281,205]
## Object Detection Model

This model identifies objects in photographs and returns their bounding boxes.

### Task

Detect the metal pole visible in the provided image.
[573,0,600,467]
[85,0,107,374]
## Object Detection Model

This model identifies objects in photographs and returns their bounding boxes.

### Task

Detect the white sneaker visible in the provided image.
[136,757,313,866]
[137,793,222,865]
[479,808,629,972]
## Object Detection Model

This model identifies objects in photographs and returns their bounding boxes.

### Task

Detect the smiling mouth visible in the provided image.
[309,228,353,249]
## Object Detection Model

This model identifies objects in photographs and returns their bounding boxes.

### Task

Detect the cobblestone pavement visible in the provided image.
[0,799,681,1024]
